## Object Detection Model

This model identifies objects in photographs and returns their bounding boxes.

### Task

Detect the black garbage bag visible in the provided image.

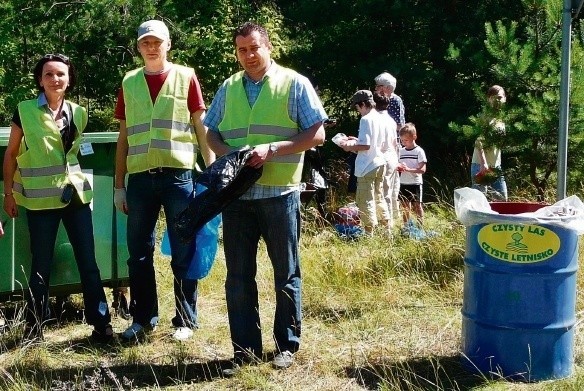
[174,147,263,243]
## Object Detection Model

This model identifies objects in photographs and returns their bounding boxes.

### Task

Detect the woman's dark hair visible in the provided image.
[33,54,76,92]
[487,84,505,99]
[373,92,390,111]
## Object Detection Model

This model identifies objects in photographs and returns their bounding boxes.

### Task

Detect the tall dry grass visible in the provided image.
[0,199,584,390]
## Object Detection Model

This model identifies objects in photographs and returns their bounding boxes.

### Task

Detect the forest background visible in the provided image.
[2,0,584,202]
[4,2,584,389]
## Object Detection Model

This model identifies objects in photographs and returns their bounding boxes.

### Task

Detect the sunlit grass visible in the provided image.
[1,202,584,390]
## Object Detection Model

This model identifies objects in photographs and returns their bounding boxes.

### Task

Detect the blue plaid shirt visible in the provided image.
[204,62,327,200]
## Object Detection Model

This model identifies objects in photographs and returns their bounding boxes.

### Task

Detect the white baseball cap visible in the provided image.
[137,20,170,41]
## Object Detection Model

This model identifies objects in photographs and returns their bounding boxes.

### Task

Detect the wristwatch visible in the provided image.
[269,142,278,156]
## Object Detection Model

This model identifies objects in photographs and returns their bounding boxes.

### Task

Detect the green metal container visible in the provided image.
[0,128,129,299]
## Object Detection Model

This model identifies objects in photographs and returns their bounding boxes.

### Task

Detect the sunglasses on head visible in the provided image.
[43,53,70,64]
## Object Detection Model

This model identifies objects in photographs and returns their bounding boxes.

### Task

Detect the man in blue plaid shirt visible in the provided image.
[204,22,327,374]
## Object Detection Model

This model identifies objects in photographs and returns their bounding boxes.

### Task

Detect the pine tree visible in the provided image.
[454,0,584,201]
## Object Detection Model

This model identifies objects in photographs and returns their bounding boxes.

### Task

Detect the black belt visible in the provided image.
[147,167,165,174]
[146,167,191,175]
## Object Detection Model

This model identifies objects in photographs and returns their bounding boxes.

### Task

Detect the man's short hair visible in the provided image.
[233,22,270,46]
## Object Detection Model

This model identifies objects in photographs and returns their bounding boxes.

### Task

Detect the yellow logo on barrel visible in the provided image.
[477,224,560,263]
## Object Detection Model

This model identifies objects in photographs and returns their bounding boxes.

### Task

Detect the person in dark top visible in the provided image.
[374,72,405,127]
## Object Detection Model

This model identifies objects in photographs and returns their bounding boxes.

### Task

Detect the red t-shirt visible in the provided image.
[114,67,205,120]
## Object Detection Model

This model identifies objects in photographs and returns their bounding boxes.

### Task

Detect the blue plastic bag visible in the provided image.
[334,223,364,240]
[161,214,221,279]
[162,182,222,279]
[400,219,439,240]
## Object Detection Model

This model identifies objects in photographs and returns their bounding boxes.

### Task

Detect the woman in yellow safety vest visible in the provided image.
[2,54,113,343]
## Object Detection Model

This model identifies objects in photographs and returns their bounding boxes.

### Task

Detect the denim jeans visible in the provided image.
[126,169,198,329]
[222,191,302,359]
[470,163,508,201]
[25,199,110,329]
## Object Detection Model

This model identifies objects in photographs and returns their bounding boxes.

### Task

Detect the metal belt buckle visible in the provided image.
[148,167,163,174]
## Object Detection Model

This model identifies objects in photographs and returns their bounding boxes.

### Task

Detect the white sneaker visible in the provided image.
[172,327,194,341]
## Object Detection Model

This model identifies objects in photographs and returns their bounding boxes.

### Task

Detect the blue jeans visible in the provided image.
[25,200,110,329]
[126,169,198,328]
[470,163,508,201]
[223,192,302,359]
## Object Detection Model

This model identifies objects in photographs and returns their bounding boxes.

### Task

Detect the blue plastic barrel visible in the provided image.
[461,202,578,381]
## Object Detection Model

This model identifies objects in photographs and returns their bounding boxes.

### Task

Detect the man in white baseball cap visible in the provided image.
[114,18,214,343]
[136,19,170,41]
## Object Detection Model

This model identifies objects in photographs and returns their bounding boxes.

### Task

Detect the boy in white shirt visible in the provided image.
[397,123,427,225]
[339,90,391,234]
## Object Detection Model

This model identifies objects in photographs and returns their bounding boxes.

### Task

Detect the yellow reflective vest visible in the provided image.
[123,65,197,174]
[218,64,304,186]
[13,99,92,210]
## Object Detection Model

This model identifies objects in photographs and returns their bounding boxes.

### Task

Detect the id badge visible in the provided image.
[80,142,94,156]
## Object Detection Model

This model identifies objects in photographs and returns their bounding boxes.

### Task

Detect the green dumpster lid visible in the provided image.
[81,131,120,144]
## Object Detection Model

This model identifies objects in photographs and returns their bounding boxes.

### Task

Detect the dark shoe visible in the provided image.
[119,322,155,342]
[171,316,198,330]
[221,353,258,377]
[221,362,241,378]
[91,324,115,344]
[272,351,294,369]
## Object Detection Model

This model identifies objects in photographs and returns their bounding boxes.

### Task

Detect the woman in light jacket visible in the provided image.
[2,54,113,342]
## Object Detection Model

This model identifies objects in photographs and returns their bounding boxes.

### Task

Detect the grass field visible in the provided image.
[1,201,584,390]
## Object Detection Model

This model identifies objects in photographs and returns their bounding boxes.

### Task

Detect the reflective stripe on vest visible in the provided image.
[13,180,92,198]
[123,65,197,174]
[19,162,83,177]
[14,99,93,210]
[218,65,304,186]
[129,139,196,156]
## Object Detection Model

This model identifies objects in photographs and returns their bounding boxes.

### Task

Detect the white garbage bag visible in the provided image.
[454,187,584,235]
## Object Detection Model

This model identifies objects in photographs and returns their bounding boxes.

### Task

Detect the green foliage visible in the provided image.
[0,0,158,130]
[450,0,584,201]
[1,0,583,201]
[167,0,289,100]
[278,0,530,197]
[0,0,285,132]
